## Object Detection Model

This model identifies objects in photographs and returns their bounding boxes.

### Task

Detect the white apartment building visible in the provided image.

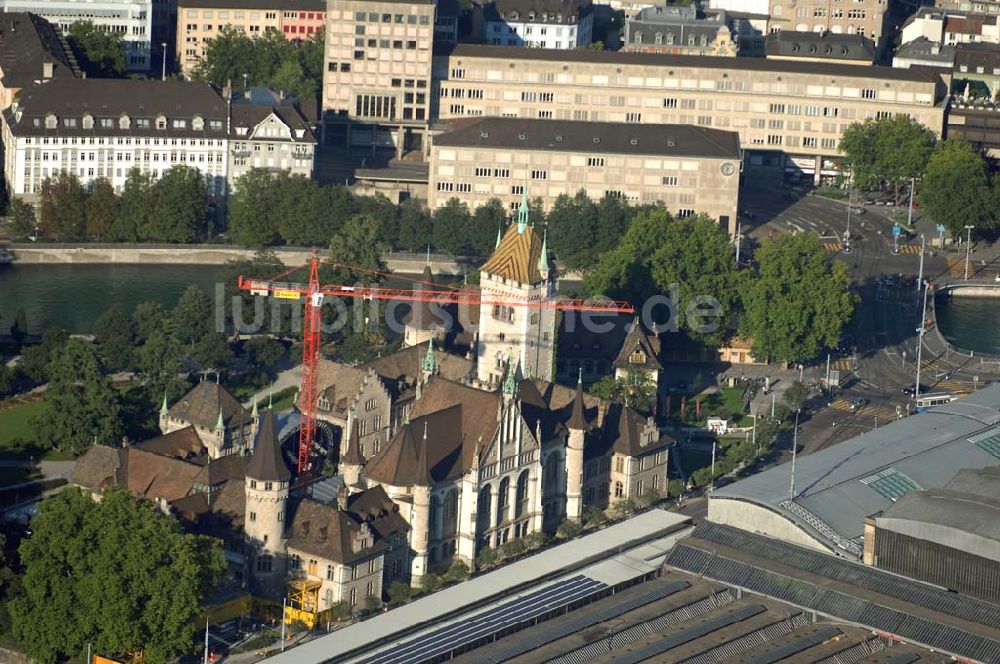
[901,7,1000,47]
[2,79,229,201]
[484,0,594,49]
[0,0,155,71]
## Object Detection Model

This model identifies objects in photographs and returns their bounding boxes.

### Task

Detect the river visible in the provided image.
[935,292,1000,356]
[0,264,224,334]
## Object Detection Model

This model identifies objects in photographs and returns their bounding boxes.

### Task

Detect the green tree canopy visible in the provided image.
[397,199,434,252]
[741,233,857,363]
[145,165,209,242]
[228,170,282,247]
[10,488,225,664]
[34,338,123,455]
[8,199,37,239]
[93,303,137,371]
[546,191,599,269]
[839,116,936,201]
[67,20,126,77]
[171,285,214,348]
[470,199,508,256]
[38,173,87,242]
[112,169,155,242]
[86,177,119,240]
[432,198,473,255]
[920,139,998,237]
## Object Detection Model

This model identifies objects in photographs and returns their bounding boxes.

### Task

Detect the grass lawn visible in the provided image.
[255,386,297,412]
[0,400,72,461]
[675,387,753,427]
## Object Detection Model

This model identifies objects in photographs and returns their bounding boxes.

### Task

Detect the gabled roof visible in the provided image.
[191,453,246,487]
[285,498,384,564]
[481,222,546,284]
[246,410,291,482]
[169,381,249,431]
[603,404,674,457]
[71,443,125,493]
[135,426,205,460]
[229,90,317,144]
[369,340,473,388]
[366,405,464,486]
[346,485,410,540]
[124,448,203,503]
[613,320,663,371]
[0,12,78,90]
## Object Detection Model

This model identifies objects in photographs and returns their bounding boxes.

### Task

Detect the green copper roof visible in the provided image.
[517,186,530,233]
[215,407,224,430]
[537,227,549,273]
[421,338,437,373]
[160,390,169,415]
[502,357,518,395]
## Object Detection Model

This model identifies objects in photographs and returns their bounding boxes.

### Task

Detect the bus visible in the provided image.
[915,393,959,412]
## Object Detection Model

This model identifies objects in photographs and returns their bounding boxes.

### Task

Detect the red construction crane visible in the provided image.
[239,255,634,474]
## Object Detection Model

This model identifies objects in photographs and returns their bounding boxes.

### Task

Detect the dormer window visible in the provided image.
[155,114,167,130]
[119,114,131,129]
[528,11,535,20]
[172,119,187,129]
[136,118,150,129]
[209,120,223,131]
[44,114,57,129]
[192,116,204,130]
[63,117,77,128]
[630,350,646,363]
[82,114,94,129]
[509,11,518,20]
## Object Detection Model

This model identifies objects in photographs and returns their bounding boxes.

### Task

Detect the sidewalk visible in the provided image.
[243,365,301,407]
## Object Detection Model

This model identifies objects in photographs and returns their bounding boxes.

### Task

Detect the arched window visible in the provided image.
[515,470,530,518]
[44,113,57,129]
[477,485,492,532]
[636,478,644,496]
[429,496,441,537]
[497,476,510,526]
[544,453,560,492]
[119,114,131,129]
[443,488,458,536]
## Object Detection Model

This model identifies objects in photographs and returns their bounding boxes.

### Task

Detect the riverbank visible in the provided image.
[6,243,469,275]
[943,284,1000,297]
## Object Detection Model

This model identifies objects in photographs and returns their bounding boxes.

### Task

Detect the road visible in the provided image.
[740,184,1000,455]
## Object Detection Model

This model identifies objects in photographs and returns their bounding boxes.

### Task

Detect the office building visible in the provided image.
[428,117,741,233]
[623,5,737,57]
[765,30,876,65]
[483,0,593,49]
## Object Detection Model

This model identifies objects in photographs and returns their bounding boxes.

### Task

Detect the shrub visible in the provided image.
[582,505,607,529]
[556,519,582,540]
[445,559,470,583]
[475,547,497,570]
[387,581,412,607]
[419,572,443,594]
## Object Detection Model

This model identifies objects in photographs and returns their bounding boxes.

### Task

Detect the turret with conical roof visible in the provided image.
[340,410,366,493]
[565,368,587,522]
[246,409,291,483]
[517,186,530,233]
[243,407,289,597]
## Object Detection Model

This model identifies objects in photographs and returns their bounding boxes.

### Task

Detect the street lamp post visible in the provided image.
[789,409,800,501]
[964,225,975,280]
[915,279,930,400]
[907,177,915,227]
[161,42,167,81]
[916,234,925,293]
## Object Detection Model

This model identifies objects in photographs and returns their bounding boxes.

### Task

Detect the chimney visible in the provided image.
[597,400,608,428]
[42,60,54,79]
[931,42,940,55]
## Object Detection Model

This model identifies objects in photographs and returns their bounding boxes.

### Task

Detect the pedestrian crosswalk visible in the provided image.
[829,399,900,421]
[830,358,854,371]
[824,242,843,253]
[894,244,922,255]
[928,381,974,394]
[947,257,974,278]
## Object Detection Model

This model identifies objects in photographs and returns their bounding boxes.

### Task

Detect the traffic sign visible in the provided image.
[892,224,901,237]
[936,224,946,233]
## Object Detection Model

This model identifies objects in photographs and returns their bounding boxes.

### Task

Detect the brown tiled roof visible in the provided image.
[71,444,125,493]
[411,377,499,464]
[135,426,205,460]
[565,377,591,430]
[341,416,364,466]
[169,381,249,431]
[603,404,674,457]
[0,13,78,90]
[285,498,384,564]
[171,478,246,523]
[314,360,368,417]
[125,448,202,502]
[246,409,291,482]
[365,412,442,486]
[192,453,247,487]
[613,320,663,371]
[346,485,410,540]
[482,223,546,284]
[229,93,317,143]
[369,341,473,386]
[518,378,601,441]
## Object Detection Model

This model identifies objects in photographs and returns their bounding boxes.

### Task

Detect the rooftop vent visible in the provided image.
[480,131,489,138]
[517,132,526,140]
[592,136,601,143]
[630,138,638,145]
[555,135,563,141]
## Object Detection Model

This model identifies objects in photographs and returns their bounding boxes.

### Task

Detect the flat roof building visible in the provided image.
[429,117,741,233]
[707,384,1000,558]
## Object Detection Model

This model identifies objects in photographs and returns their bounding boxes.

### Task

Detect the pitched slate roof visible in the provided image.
[366,405,464,486]
[346,485,410,540]
[613,320,663,371]
[169,381,249,430]
[191,453,247,488]
[603,404,674,457]
[402,265,450,330]
[135,426,206,460]
[565,376,591,431]
[285,498,384,564]
[369,340,472,387]
[341,416,364,466]
[229,90,317,143]
[0,12,78,90]
[481,222,546,284]
[246,409,291,482]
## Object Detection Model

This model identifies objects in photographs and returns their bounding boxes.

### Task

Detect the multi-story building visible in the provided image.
[431,44,947,182]
[623,5,737,57]
[0,12,79,111]
[937,0,1000,16]
[176,0,326,76]
[2,78,230,201]
[902,7,1000,47]
[482,0,593,49]
[769,0,888,48]
[227,86,318,183]
[0,0,156,72]
[765,30,876,65]
[322,0,436,155]
[429,117,741,233]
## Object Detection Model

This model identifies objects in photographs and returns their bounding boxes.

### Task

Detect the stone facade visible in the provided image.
[431,44,947,181]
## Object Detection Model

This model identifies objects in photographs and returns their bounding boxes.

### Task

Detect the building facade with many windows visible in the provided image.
[429,117,741,234]
[322,0,436,155]
[0,0,156,71]
[176,0,326,76]
[430,44,947,181]
[482,0,594,49]
[2,79,229,201]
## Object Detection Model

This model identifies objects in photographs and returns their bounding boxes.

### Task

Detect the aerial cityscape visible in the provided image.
[0,0,998,662]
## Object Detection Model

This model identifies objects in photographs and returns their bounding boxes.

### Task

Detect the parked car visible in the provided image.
[847,206,865,215]
[901,384,930,397]
[849,397,869,410]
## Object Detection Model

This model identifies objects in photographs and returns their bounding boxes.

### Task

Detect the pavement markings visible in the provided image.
[829,399,899,421]
[830,359,854,371]
[895,245,922,255]
[824,242,843,253]
[947,257,974,278]
[929,381,974,394]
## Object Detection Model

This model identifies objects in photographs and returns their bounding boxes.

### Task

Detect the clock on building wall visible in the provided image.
[721,162,736,176]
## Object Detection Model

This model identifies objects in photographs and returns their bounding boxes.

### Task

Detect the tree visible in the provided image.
[475,547,497,570]
[38,173,87,241]
[276,174,324,246]
[419,572,443,594]
[93,304,137,371]
[582,505,607,529]
[556,519,582,540]
[783,381,811,411]
[171,285,213,348]
[585,207,672,304]
[591,371,657,413]
[113,169,155,242]
[840,116,936,202]
[228,170,282,247]
[649,214,745,344]
[593,194,632,255]
[16,327,68,385]
[193,333,233,371]
[329,213,388,281]
[136,323,186,402]
[921,139,998,237]
[133,300,167,344]
[8,199,36,239]
[741,233,857,364]
[67,20,126,77]
[470,199,507,256]
[244,336,286,373]
[387,581,412,607]
[34,338,123,455]
[546,191,599,269]
[444,559,470,583]
[145,166,209,242]
[397,199,434,252]
[85,177,119,240]
[432,198,473,254]
[217,250,288,335]
[9,307,28,344]
[10,488,225,664]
